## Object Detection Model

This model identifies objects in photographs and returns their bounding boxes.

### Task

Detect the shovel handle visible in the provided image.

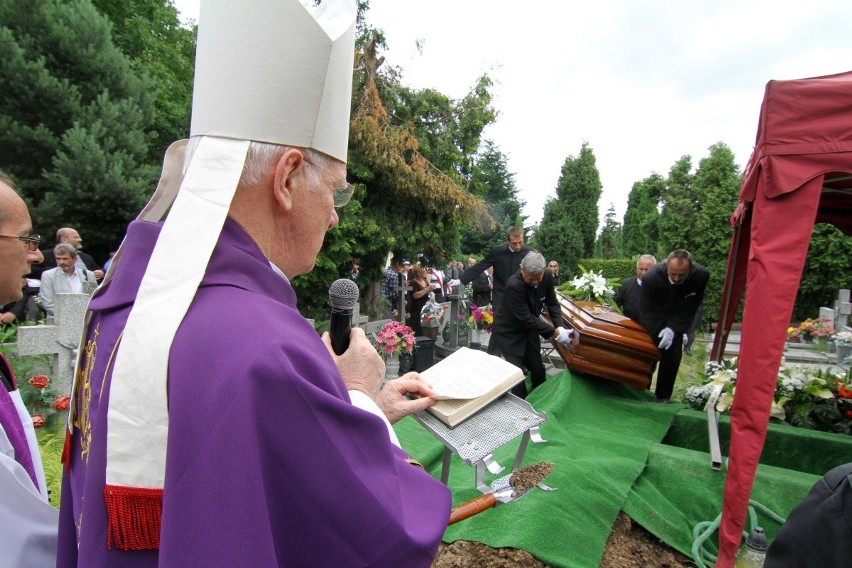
[448,493,498,525]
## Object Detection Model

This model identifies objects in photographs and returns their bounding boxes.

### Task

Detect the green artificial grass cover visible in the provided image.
[394,369,847,567]
[395,370,679,567]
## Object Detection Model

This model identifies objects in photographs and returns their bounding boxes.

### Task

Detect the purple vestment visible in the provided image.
[0,357,38,489]
[57,219,450,567]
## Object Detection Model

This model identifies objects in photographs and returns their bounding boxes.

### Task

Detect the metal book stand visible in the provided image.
[414,393,548,494]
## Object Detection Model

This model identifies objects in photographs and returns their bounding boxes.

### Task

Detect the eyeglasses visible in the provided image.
[0,233,41,251]
[302,157,355,208]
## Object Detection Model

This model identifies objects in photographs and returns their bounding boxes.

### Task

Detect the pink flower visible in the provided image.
[375,321,415,356]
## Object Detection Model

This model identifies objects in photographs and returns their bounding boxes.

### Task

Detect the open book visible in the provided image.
[422,347,524,427]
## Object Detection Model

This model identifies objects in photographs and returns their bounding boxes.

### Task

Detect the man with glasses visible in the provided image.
[0,171,58,567]
[57,2,449,567]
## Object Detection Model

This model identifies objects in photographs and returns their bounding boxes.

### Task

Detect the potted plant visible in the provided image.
[374,321,416,380]
[467,304,494,349]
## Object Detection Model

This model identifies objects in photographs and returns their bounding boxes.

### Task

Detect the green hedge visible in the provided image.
[574,258,636,282]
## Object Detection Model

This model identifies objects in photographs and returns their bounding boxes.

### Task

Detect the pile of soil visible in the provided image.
[433,512,694,567]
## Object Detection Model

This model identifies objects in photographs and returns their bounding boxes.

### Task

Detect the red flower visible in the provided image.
[31,414,46,428]
[55,395,71,411]
[838,384,852,399]
[28,375,50,389]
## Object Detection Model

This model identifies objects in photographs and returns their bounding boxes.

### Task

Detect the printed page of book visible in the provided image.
[423,347,522,400]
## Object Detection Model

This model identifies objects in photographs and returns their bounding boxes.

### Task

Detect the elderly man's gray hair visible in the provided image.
[520,251,546,274]
[638,254,657,266]
[53,243,78,257]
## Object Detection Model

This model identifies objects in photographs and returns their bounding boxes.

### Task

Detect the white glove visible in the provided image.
[683,334,689,346]
[658,327,675,350]
[448,279,461,287]
[556,327,577,346]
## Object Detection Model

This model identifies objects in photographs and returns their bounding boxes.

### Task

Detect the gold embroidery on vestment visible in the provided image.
[74,325,98,464]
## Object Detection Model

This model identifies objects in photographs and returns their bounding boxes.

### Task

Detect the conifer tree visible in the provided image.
[621,173,664,257]
[534,142,602,269]
[597,204,623,259]
[657,155,696,256]
[690,142,741,326]
[0,0,155,261]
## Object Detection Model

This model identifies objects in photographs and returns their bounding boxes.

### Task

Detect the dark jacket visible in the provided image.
[493,270,563,358]
[614,276,642,322]
[461,243,533,312]
[639,261,710,336]
[470,271,491,308]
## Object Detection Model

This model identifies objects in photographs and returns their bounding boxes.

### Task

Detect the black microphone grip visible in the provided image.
[329,307,353,355]
[328,278,360,356]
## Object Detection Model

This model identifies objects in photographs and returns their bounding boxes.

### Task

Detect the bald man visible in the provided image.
[0,172,58,567]
[31,227,103,281]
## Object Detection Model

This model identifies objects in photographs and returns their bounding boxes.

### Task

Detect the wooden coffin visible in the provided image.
[546,292,660,389]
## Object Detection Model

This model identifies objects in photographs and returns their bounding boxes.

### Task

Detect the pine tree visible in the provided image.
[461,140,525,256]
[0,0,156,261]
[598,204,623,259]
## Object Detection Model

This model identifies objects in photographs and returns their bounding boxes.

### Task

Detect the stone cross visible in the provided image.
[444,287,468,349]
[17,293,91,395]
[395,274,413,324]
[834,289,850,332]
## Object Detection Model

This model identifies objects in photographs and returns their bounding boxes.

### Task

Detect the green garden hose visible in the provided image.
[691,500,786,567]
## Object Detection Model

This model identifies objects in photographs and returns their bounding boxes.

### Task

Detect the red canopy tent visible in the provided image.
[711,71,852,566]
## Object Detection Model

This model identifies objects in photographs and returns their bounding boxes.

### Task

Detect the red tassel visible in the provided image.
[61,430,71,474]
[103,484,163,550]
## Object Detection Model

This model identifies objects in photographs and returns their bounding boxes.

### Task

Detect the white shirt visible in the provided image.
[0,391,58,567]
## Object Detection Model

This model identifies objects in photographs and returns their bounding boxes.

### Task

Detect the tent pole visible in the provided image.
[711,224,742,362]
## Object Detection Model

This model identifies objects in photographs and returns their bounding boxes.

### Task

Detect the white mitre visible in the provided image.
[69,0,357,540]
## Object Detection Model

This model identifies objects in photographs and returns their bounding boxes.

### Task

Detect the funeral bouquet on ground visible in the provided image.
[468,304,494,332]
[374,321,416,358]
[684,358,852,435]
[563,266,621,311]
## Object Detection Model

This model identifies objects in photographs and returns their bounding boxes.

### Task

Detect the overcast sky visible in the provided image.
[173,0,852,228]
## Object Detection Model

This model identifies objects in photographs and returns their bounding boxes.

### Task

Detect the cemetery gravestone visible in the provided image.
[17,293,91,395]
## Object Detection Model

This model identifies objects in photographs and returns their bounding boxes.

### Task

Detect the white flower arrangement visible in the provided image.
[833,330,852,346]
[564,266,621,311]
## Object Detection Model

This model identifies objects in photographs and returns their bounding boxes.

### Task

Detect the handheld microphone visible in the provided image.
[328,278,360,355]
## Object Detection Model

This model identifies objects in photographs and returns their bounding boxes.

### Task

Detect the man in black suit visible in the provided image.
[30,227,103,280]
[460,226,533,355]
[639,250,710,403]
[614,254,656,322]
[493,252,574,398]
